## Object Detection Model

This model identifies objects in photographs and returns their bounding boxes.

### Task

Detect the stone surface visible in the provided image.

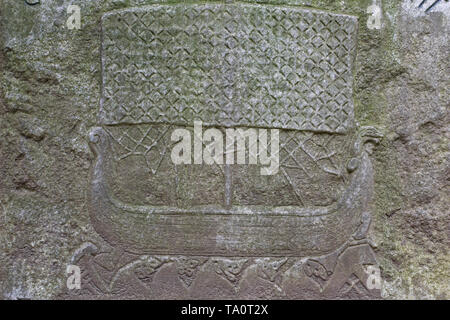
[0,0,448,299]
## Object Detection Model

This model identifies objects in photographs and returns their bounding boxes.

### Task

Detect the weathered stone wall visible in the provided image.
[0,0,448,299]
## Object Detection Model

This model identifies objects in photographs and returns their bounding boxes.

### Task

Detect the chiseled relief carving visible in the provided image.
[66,2,382,299]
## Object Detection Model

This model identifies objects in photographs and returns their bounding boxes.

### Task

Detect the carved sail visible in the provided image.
[100,4,357,133]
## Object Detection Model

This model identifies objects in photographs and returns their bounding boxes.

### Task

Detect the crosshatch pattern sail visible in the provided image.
[100,3,358,133]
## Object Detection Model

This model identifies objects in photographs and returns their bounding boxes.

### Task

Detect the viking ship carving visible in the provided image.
[88,3,382,257]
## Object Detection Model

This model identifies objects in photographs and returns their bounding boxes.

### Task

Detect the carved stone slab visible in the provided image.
[85,4,382,294]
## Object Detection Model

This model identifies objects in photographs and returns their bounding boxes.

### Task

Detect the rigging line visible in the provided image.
[426,0,446,12]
